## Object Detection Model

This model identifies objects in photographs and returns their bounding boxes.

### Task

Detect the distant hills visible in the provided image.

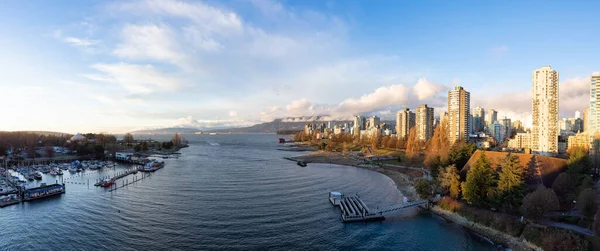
[130,116,396,135]
[0,130,71,136]
[130,117,352,134]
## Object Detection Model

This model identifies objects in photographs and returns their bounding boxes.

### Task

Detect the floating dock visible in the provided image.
[329,192,428,222]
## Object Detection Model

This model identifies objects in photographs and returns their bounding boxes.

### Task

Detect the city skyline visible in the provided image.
[0,0,598,133]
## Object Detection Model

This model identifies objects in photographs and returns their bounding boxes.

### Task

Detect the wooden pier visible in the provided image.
[329,192,428,222]
[109,172,150,192]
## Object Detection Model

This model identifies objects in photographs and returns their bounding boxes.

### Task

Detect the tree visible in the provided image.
[447,142,477,171]
[395,137,405,149]
[438,165,461,199]
[576,188,597,218]
[134,144,142,152]
[44,145,56,158]
[520,186,559,221]
[381,135,390,149]
[425,119,450,163]
[405,127,422,159]
[140,142,149,152]
[566,146,591,186]
[387,136,397,149]
[172,133,181,146]
[123,133,135,144]
[415,179,435,200]
[496,154,525,212]
[461,153,495,206]
[552,173,576,207]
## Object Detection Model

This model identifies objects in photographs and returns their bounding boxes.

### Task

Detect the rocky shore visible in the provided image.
[431,206,541,251]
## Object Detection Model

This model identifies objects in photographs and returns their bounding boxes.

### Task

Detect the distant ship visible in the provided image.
[209,132,217,135]
[195,132,203,135]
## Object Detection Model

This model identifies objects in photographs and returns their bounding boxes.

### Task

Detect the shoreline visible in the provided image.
[286,150,541,250]
[430,206,541,251]
[287,151,419,201]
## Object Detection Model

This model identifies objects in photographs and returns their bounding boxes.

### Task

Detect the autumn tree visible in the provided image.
[438,165,461,199]
[576,188,597,218]
[461,153,495,206]
[496,153,526,212]
[381,135,390,149]
[405,127,422,159]
[520,186,559,221]
[552,173,576,208]
[387,136,397,149]
[395,137,405,149]
[172,133,182,146]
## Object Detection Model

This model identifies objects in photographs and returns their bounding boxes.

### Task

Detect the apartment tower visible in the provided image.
[396,108,415,139]
[532,66,559,154]
[415,104,434,141]
[447,86,470,143]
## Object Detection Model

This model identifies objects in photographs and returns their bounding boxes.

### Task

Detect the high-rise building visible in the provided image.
[559,118,571,131]
[396,108,415,139]
[570,118,583,133]
[368,116,380,129]
[513,120,523,132]
[584,107,590,132]
[500,117,512,139]
[415,104,434,141]
[532,66,559,154]
[447,86,470,143]
[590,73,600,134]
[472,106,485,133]
[353,116,366,136]
[486,109,497,127]
[491,121,505,143]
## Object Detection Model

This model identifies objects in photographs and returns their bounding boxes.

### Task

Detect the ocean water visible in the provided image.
[0,134,495,250]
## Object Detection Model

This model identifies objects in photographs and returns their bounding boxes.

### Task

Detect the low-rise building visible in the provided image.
[567,132,590,151]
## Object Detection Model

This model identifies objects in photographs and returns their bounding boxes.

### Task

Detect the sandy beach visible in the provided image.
[289,151,421,200]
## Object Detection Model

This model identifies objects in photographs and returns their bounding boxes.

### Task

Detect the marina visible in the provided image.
[1,156,166,208]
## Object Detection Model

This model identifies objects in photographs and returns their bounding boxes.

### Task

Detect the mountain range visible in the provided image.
[130,116,394,134]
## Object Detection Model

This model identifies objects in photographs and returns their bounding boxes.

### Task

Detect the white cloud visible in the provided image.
[113,24,183,63]
[86,63,181,94]
[412,78,446,100]
[260,78,448,121]
[64,37,96,47]
[171,116,253,129]
[228,111,238,117]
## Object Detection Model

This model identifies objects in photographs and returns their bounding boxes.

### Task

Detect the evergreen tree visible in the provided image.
[461,152,495,206]
[496,154,525,212]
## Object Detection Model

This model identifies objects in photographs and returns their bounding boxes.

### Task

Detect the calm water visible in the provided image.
[1,134,495,250]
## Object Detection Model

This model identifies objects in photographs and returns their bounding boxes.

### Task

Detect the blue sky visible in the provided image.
[0,0,597,133]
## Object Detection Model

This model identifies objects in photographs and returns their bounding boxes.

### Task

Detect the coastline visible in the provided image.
[287,150,419,201]
[286,150,543,250]
[430,206,541,251]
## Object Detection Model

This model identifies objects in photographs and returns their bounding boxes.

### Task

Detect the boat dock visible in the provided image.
[94,168,138,187]
[329,192,428,222]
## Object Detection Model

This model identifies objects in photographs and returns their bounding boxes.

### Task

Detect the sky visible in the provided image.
[0,0,598,133]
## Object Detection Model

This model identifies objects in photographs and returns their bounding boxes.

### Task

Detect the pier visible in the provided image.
[109,172,150,192]
[94,168,138,187]
[329,192,428,222]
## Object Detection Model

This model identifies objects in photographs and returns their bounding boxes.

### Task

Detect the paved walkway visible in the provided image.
[539,220,595,236]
